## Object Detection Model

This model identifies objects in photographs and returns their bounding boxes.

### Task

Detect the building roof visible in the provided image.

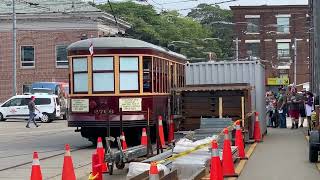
[172,84,252,92]
[67,37,188,60]
[230,5,309,10]
[0,0,100,14]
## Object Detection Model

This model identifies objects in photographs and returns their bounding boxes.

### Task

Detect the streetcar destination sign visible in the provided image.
[119,98,142,111]
[71,99,89,112]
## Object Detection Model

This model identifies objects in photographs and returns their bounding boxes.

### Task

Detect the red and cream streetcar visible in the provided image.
[67,37,186,144]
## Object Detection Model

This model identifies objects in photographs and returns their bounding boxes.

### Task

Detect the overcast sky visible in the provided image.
[87,0,308,14]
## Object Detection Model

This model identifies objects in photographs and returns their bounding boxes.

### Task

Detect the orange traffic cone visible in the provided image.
[120,132,128,150]
[141,128,148,146]
[167,115,175,144]
[96,137,108,173]
[30,152,42,180]
[149,162,159,180]
[90,153,102,180]
[158,116,165,148]
[62,144,76,180]
[235,121,248,160]
[210,140,223,180]
[222,128,238,177]
[254,112,262,142]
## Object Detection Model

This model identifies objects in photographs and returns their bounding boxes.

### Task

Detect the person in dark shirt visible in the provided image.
[26,96,40,128]
[277,88,287,128]
[288,88,301,129]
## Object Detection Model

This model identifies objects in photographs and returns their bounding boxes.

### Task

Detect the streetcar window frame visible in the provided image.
[72,57,88,93]
[92,56,115,93]
[143,56,152,93]
[119,56,140,92]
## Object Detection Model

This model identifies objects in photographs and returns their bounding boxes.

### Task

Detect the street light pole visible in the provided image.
[236,37,239,61]
[12,0,17,96]
[294,38,297,86]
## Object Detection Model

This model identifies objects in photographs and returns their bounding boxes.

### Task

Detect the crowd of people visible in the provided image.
[266,86,314,131]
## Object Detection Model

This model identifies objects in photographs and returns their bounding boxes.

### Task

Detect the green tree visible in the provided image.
[188,4,234,59]
[97,1,226,60]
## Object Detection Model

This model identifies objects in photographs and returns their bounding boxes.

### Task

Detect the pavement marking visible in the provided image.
[246,142,257,158]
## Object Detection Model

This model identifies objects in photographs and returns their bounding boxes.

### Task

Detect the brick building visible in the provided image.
[0,0,130,101]
[230,5,311,92]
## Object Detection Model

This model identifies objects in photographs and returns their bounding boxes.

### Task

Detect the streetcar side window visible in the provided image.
[92,57,114,92]
[119,57,139,92]
[72,57,88,93]
[143,57,152,93]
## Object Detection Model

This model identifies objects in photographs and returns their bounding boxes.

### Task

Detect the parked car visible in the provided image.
[31,82,68,119]
[0,94,61,123]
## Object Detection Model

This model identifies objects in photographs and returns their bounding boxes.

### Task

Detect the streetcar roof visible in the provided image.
[67,37,187,61]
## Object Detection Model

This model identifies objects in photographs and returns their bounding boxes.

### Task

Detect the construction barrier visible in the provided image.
[28,112,258,180]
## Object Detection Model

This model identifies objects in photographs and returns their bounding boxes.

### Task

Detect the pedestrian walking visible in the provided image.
[305,92,314,133]
[277,88,287,128]
[288,87,301,129]
[26,96,40,128]
[299,89,307,127]
[266,92,275,127]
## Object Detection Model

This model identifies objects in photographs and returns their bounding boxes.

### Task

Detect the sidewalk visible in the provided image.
[238,119,320,180]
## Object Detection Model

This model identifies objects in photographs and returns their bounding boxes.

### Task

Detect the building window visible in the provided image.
[277,17,290,33]
[246,18,260,33]
[73,57,88,93]
[92,57,114,92]
[119,57,139,91]
[21,46,35,67]
[277,43,290,59]
[23,84,32,94]
[56,45,68,68]
[246,43,260,58]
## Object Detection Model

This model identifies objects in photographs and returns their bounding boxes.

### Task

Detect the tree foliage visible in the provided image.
[97,1,233,60]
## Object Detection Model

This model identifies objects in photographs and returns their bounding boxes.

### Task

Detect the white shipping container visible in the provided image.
[185,61,266,134]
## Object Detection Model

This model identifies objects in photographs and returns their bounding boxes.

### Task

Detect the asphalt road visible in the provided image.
[0,119,95,179]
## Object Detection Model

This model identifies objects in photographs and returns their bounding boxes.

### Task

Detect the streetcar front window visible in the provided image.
[92,57,114,92]
[73,58,88,93]
[119,57,139,91]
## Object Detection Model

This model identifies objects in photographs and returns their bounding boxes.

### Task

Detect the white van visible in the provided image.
[0,94,61,123]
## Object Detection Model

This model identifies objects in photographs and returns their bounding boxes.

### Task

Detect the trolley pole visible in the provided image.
[12,0,17,96]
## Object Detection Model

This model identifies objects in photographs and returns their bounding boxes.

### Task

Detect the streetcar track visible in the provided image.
[0,144,91,159]
[46,161,92,180]
[0,145,92,172]
[0,129,79,144]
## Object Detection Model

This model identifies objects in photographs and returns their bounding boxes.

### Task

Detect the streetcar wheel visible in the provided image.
[116,161,125,169]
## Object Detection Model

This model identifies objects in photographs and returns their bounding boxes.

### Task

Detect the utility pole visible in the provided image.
[293,38,297,86]
[236,37,239,61]
[12,0,17,96]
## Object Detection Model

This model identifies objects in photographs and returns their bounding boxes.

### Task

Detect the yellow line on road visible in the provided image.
[246,143,257,158]
[225,142,258,180]
[305,136,309,141]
